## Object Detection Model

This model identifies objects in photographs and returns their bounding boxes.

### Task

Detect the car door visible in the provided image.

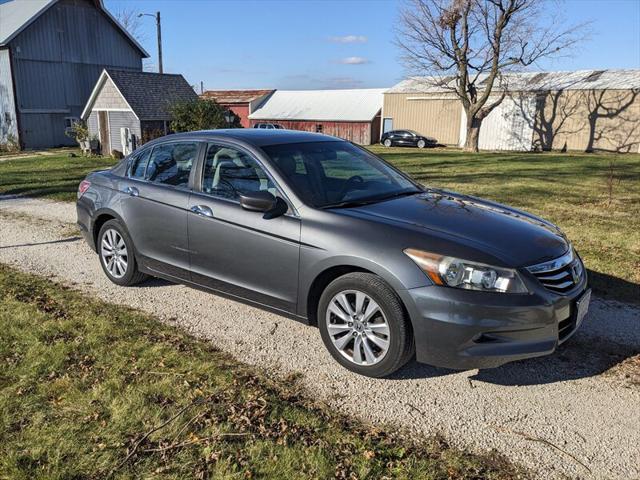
[396,131,412,145]
[187,142,301,313]
[119,141,202,280]
[391,131,406,145]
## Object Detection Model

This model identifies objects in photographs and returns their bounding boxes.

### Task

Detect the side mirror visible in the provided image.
[239,191,288,219]
[239,190,276,212]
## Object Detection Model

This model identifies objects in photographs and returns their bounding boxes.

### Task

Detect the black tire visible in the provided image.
[318,272,414,377]
[417,139,426,148]
[97,219,148,286]
[383,139,392,147]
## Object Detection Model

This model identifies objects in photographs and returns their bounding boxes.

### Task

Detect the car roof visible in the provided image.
[143,129,339,148]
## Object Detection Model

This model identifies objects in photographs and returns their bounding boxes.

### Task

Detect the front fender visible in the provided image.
[297,250,432,319]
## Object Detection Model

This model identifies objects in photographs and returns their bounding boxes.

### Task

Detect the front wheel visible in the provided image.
[98,219,148,286]
[417,139,426,148]
[383,139,392,147]
[318,273,414,377]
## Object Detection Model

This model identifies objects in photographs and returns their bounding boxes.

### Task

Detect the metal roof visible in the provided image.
[249,88,386,122]
[82,69,198,120]
[0,0,149,56]
[200,90,274,104]
[387,70,640,94]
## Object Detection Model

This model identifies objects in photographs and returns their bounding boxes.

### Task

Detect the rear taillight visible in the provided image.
[78,180,91,198]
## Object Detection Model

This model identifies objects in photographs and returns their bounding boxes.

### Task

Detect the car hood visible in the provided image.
[345,189,569,267]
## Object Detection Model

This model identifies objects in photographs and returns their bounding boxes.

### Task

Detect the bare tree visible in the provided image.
[397,0,587,152]
[114,8,146,45]
[114,9,156,71]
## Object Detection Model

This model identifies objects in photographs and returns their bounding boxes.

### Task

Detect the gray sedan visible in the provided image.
[77,129,590,377]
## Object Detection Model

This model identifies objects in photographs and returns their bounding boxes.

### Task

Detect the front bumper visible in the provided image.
[399,277,589,370]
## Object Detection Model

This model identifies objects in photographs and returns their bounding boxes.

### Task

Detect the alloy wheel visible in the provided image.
[325,289,390,366]
[101,228,128,279]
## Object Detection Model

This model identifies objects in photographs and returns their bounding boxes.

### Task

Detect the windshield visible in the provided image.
[261,141,421,208]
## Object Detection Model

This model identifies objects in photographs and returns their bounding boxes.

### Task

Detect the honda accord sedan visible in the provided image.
[77,130,590,377]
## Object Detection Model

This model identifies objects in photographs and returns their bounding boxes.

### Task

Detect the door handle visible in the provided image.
[190,205,214,217]
[123,186,139,197]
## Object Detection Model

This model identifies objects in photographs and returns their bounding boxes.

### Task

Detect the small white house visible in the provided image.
[81,69,197,155]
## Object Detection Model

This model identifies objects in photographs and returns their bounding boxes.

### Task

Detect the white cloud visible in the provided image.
[339,56,371,65]
[328,35,368,44]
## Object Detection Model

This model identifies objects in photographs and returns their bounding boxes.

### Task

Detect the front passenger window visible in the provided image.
[202,144,276,200]
[147,142,198,187]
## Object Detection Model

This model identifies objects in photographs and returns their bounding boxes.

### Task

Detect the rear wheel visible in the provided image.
[318,273,414,377]
[98,219,148,286]
[383,139,392,147]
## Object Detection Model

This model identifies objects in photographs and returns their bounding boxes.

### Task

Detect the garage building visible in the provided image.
[81,69,197,155]
[383,70,640,152]
[249,89,385,145]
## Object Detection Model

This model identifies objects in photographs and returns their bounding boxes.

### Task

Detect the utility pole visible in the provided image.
[139,11,163,74]
[156,11,163,74]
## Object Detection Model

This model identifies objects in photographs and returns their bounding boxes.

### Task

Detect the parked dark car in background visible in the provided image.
[77,129,589,377]
[253,123,284,129]
[381,130,437,148]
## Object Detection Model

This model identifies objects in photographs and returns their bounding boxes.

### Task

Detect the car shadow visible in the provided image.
[0,237,82,249]
[587,269,639,307]
[137,277,174,288]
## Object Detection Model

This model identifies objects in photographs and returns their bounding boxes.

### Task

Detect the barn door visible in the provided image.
[98,111,110,155]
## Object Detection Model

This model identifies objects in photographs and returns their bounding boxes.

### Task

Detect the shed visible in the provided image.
[0,0,148,149]
[248,88,386,145]
[200,90,274,128]
[81,69,197,155]
[383,70,640,152]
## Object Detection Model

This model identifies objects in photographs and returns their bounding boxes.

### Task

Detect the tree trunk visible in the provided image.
[464,116,482,152]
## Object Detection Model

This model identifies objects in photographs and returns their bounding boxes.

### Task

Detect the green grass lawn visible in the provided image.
[0,146,638,303]
[0,150,114,201]
[0,264,523,479]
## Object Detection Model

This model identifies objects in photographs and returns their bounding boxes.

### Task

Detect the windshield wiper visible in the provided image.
[319,199,377,209]
[320,189,421,210]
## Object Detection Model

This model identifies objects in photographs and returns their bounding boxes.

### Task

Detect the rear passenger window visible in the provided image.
[129,149,151,179]
[147,142,198,187]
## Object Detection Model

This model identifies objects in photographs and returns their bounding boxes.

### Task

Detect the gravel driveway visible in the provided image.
[1,196,639,479]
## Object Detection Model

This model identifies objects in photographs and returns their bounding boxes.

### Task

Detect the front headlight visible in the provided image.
[404,248,529,293]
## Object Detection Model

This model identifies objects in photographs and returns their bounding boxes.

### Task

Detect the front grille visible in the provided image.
[527,250,584,294]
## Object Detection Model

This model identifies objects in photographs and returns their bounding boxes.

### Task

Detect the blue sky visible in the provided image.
[105,0,640,91]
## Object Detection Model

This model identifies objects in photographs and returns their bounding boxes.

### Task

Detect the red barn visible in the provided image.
[248,89,385,145]
[200,90,274,128]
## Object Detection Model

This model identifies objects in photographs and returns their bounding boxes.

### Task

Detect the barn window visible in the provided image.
[64,117,80,135]
[315,124,323,133]
[65,117,80,128]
